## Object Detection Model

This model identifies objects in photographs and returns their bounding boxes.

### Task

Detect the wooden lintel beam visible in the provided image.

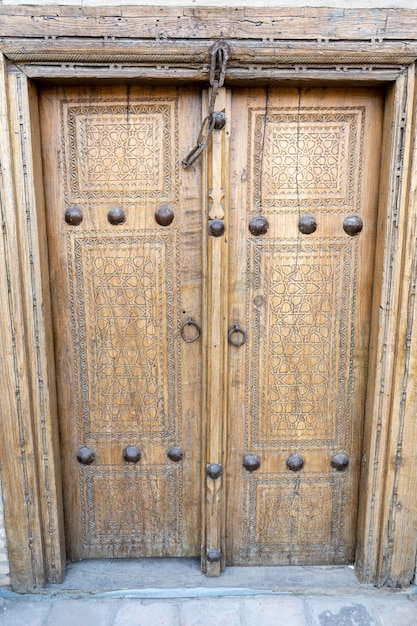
[0,7,417,42]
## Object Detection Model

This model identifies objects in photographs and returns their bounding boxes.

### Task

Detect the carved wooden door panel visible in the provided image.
[40,82,383,566]
[40,85,203,559]
[226,86,384,565]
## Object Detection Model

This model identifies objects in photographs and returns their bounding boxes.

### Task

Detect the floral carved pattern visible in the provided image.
[247,241,356,449]
[69,232,178,441]
[243,474,345,562]
[255,480,333,545]
[81,466,180,548]
[62,100,178,203]
[82,116,162,189]
[249,108,365,211]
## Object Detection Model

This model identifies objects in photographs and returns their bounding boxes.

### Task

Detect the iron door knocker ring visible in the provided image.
[180,317,201,343]
[228,324,247,347]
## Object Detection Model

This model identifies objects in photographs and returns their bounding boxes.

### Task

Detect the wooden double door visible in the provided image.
[40,83,384,568]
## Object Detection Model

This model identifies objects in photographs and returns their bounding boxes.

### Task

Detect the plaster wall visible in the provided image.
[0,0,417,6]
[0,475,10,586]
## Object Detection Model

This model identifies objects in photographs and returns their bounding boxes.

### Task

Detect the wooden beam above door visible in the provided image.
[1,6,417,42]
[1,7,417,70]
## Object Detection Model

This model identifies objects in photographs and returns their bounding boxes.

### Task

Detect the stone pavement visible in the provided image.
[0,560,416,625]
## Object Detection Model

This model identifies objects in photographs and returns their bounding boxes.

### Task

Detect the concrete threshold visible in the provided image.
[1,559,415,600]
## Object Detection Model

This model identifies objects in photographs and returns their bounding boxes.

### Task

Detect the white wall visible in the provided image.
[0,0,417,7]
[0,475,10,586]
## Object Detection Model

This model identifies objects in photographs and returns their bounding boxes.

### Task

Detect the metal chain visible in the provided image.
[182,40,230,169]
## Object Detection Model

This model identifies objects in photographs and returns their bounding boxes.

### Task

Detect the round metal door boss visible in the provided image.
[249,216,269,236]
[76,447,95,465]
[123,446,142,463]
[298,214,317,235]
[65,205,83,226]
[167,447,184,462]
[108,207,126,225]
[242,454,261,472]
[208,219,225,237]
[155,205,174,226]
[207,463,222,479]
[286,454,304,472]
[331,453,349,471]
[343,215,363,236]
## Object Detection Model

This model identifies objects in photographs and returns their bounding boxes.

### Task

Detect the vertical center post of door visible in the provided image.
[202,87,231,576]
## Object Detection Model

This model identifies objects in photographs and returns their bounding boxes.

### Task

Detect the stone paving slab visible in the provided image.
[0,600,52,626]
[46,599,118,626]
[307,595,379,625]
[113,600,179,626]
[241,595,308,625]
[0,592,416,626]
[301,594,417,626]
[370,594,417,626]
[178,598,242,626]
[1,563,416,626]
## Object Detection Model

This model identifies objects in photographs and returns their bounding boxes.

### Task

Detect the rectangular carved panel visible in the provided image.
[62,100,178,204]
[241,474,345,563]
[70,233,178,441]
[249,107,364,211]
[81,466,180,553]
[247,241,356,449]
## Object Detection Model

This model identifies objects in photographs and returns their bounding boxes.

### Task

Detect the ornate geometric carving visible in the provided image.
[256,479,332,545]
[249,108,365,211]
[62,99,178,204]
[68,232,179,441]
[241,473,346,562]
[247,240,357,449]
[80,466,181,549]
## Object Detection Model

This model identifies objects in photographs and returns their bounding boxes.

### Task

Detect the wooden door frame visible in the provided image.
[1,7,417,591]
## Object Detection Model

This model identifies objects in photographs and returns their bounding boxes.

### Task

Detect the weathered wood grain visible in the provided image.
[355,68,414,586]
[202,88,230,576]
[376,65,417,587]
[0,54,66,591]
[40,83,204,561]
[1,5,417,590]
[0,7,416,40]
[227,84,384,567]
[2,38,416,64]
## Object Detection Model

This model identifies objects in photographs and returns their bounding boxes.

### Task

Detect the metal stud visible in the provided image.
[243,454,261,472]
[167,447,183,462]
[108,207,126,225]
[155,205,174,227]
[123,446,142,463]
[65,205,83,226]
[208,219,225,237]
[77,447,95,465]
[343,216,363,236]
[207,463,222,479]
[298,214,317,235]
[331,453,349,471]
[249,216,269,236]
[206,548,221,562]
[286,454,304,472]
[213,112,226,130]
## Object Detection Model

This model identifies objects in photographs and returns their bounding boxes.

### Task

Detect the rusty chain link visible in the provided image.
[182,40,230,169]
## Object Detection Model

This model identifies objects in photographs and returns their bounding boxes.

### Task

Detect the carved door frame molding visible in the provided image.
[1,7,417,591]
